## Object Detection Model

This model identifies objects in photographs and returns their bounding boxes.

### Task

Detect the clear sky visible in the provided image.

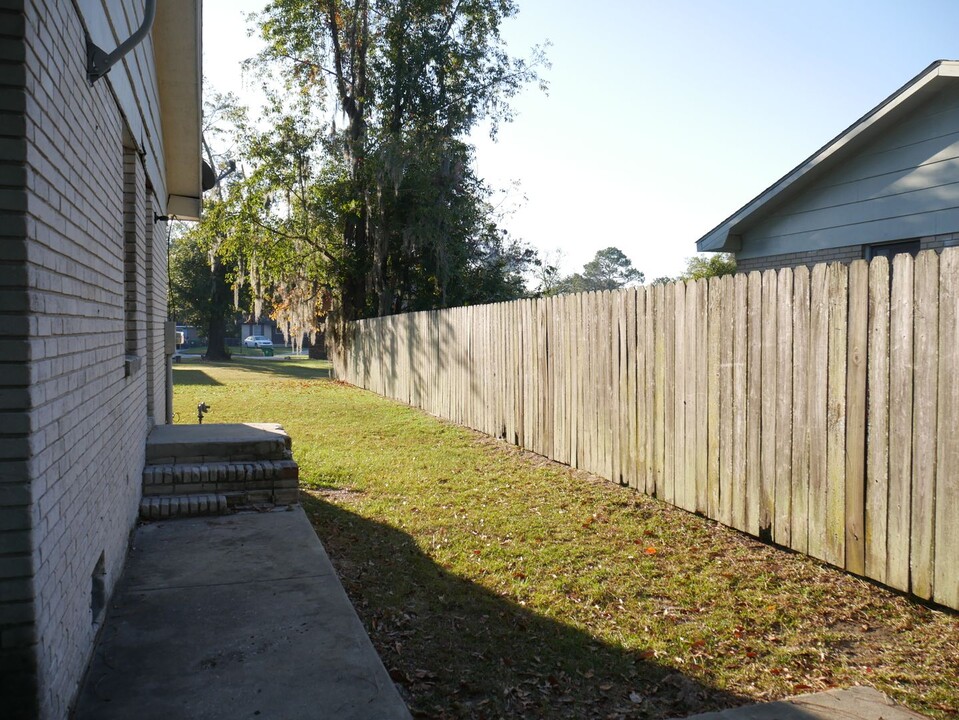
[202,0,959,280]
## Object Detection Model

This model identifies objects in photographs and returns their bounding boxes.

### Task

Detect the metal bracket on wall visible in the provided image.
[86,0,157,84]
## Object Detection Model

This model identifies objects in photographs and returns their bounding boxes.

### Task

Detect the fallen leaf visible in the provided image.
[645,547,657,555]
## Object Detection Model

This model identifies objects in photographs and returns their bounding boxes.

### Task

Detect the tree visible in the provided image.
[679,253,736,281]
[168,215,245,356]
[251,0,548,340]
[553,247,644,294]
[582,247,644,289]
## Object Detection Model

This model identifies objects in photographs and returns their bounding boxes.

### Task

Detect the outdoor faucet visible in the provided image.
[197,402,211,424]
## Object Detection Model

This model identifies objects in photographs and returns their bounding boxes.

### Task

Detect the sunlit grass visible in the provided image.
[173,360,959,719]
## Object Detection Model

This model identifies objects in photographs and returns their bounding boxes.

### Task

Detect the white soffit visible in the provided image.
[154,0,202,221]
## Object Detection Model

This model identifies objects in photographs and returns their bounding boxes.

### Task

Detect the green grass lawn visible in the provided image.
[173,359,959,719]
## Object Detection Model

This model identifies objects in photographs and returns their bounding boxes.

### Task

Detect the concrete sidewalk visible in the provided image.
[73,508,410,720]
[677,685,928,720]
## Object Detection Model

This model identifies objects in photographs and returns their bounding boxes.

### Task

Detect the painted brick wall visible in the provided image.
[0,2,37,717]
[0,1,170,717]
[735,245,864,274]
[919,231,959,252]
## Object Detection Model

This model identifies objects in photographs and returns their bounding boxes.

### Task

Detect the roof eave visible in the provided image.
[154,0,203,221]
[695,59,959,253]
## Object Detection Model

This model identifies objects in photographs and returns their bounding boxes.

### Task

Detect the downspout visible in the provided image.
[86,0,157,84]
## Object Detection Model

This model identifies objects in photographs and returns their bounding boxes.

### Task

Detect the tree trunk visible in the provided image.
[204,256,232,361]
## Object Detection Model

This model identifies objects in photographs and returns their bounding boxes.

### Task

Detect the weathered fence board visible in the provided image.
[706,277,721,519]
[809,264,830,561]
[775,269,794,547]
[719,275,734,527]
[888,254,914,592]
[845,261,868,576]
[935,248,959,609]
[761,270,778,540]
[336,254,959,611]
[791,266,810,555]
[746,272,762,535]
[910,251,938,600]
[731,274,748,531]
[826,263,848,569]
[865,257,890,583]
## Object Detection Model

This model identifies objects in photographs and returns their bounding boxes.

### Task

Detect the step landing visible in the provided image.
[146,422,292,464]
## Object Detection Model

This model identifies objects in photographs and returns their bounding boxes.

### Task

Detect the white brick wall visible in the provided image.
[0,1,172,717]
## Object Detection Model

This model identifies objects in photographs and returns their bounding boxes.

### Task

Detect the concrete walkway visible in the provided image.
[73,507,410,720]
[677,686,928,720]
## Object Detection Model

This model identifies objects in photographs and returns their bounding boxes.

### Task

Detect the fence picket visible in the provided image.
[684,281,699,511]
[865,257,890,583]
[653,284,665,498]
[791,266,810,554]
[911,251,939,599]
[731,274,748,530]
[845,260,868,576]
[643,285,655,497]
[695,280,709,515]
[775,268,794,546]
[719,276,734,527]
[826,263,848,569]
[888,253,914,591]
[935,248,959,609]
[664,284,675,503]
[707,277,721,518]
[808,264,829,562]
[746,272,763,535]
[761,270,778,540]
[674,283,687,508]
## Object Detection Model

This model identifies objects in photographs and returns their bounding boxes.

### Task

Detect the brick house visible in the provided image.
[697,60,959,271]
[0,1,202,717]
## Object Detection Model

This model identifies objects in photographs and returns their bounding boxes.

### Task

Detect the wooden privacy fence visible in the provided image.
[334,249,959,610]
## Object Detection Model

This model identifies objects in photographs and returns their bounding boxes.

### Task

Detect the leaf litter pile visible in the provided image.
[172,362,958,719]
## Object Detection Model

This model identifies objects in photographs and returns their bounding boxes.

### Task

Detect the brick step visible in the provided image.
[142,459,299,506]
[139,494,229,520]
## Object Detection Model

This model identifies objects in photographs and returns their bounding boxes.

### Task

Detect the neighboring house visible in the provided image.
[0,2,202,718]
[697,60,959,272]
[241,320,279,344]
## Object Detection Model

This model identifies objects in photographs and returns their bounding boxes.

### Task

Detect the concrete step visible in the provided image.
[139,494,229,520]
[143,459,299,507]
[146,423,292,464]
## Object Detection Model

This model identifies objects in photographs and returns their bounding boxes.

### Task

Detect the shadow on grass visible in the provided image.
[170,369,224,386]
[301,493,748,720]
[175,357,332,382]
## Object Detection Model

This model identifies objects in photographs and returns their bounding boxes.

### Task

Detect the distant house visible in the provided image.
[697,60,959,272]
[0,1,202,718]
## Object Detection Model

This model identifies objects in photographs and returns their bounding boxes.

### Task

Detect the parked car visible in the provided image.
[243,335,274,349]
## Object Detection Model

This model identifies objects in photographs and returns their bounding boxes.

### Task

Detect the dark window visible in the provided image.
[865,239,920,261]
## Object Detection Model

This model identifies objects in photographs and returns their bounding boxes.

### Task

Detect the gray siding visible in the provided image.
[740,84,959,258]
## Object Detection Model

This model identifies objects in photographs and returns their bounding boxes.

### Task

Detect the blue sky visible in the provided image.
[203,0,959,279]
